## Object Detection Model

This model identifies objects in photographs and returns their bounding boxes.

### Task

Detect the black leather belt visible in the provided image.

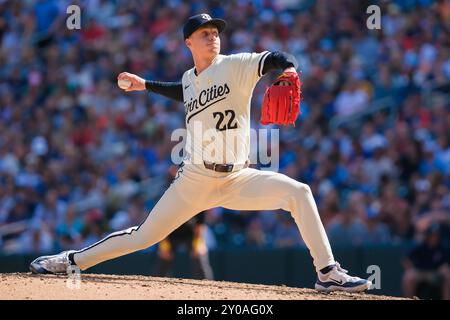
[203,160,249,173]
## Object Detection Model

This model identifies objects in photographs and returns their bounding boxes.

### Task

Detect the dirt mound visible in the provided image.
[0,273,407,300]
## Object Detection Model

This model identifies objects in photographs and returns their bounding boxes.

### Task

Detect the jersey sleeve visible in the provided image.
[228,51,271,92]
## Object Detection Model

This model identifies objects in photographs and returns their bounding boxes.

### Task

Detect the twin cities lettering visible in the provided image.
[184,83,230,123]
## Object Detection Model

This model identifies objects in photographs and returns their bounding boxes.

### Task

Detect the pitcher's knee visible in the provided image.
[292,182,312,197]
[285,182,312,213]
[132,231,162,251]
[134,237,154,251]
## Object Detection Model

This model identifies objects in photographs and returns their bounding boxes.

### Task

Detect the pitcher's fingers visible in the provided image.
[118,72,130,80]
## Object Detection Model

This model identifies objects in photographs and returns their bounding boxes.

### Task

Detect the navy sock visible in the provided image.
[320,264,335,275]
[68,252,77,266]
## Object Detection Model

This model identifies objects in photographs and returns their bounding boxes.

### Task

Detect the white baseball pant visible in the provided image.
[73,163,335,273]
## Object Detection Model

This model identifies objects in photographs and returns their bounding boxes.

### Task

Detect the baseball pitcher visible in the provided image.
[30,14,372,293]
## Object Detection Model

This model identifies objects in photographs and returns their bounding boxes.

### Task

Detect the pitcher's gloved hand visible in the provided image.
[260,69,301,126]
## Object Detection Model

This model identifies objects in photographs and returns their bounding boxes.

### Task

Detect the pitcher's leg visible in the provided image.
[222,169,371,292]
[222,169,334,272]
[72,186,205,270]
[29,164,219,275]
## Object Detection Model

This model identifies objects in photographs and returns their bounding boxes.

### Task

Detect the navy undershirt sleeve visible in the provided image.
[145,80,184,102]
[262,51,299,75]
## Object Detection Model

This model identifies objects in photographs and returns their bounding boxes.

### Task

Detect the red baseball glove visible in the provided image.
[260,71,301,126]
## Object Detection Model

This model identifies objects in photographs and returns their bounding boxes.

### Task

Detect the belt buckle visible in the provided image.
[207,162,234,172]
[224,164,234,172]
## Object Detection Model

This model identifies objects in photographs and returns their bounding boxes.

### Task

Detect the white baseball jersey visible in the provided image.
[181,51,270,165]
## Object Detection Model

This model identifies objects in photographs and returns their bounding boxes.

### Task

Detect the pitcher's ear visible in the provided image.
[185,39,191,48]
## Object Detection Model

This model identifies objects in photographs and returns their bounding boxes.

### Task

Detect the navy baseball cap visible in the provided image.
[183,13,226,39]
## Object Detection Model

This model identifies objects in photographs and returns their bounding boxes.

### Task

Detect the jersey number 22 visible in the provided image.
[213,110,238,131]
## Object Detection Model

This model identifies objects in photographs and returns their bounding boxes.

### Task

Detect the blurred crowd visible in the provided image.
[0,0,449,258]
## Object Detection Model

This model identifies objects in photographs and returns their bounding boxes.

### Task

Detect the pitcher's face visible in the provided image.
[185,25,220,59]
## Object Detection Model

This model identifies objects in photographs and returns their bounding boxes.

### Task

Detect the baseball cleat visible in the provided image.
[30,250,76,275]
[315,262,372,293]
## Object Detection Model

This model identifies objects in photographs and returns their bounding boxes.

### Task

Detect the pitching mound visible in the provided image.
[0,273,406,300]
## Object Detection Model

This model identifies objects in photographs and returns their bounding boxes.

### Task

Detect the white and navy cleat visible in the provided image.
[29,250,76,275]
[315,262,372,293]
